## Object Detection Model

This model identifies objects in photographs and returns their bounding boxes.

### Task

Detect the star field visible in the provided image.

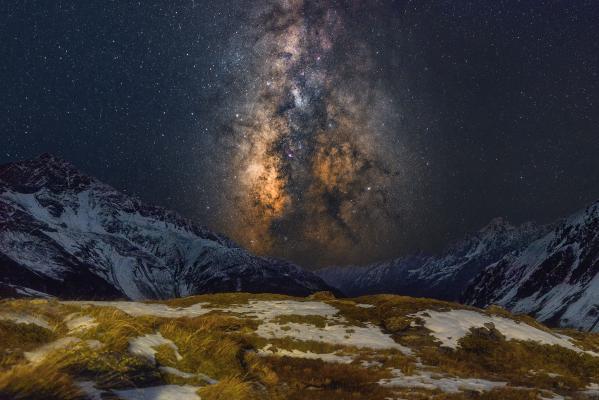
[2,0,599,268]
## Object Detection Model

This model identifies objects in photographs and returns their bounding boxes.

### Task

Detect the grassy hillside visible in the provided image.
[0,292,598,399]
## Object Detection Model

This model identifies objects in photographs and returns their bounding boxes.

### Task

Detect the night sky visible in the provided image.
[2,1,599,268]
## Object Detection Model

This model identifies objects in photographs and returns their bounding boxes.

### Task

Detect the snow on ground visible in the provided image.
[412,309,597,355]
[226,300,339,320]
[63,300,338,320]
[538,393,567,400]
[75,381,103,400]
[85,339,102,349]
[360,359,384,368]
[0,312,50,329]
[159,366,196,378]
[64,313,98,333]
[24,337,81,364]
[64,300,414,356]
[62,301,212,318]
[379,368,507,393]
[528,370,561,378]
[584,383,599,396]
[257,344,354,363]
[113,385,201,400]
[129,333,182,364]
[356,303,375,308]
[256,321,413,354]
[23,337,102,364]
[224,300,412,354]
[159,366,218,384]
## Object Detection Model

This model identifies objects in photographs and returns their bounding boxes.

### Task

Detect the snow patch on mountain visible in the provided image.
[0,154,335,299]
[465,201,599,332]
[318,218,545,300]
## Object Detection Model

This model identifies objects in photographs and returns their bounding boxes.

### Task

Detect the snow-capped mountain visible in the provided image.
[319,199,599,332]
[464,201,599,332]
[318,218,545,299]
[0,154,335,300]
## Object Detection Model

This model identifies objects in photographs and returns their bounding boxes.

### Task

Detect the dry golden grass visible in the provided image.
[44,341,160,390]
[158,317,247,379]
[245,332,355,356]
[558,327,599,354]
[483,305,555,333]
[0,298,72,335]
[76,307,156,352]
[0,320,55,368]
[244,352,279,386]
[197,376,260,400]
[415,325,599,392]
[432,388,541,400]
[0,362,82,400]
[0,293,598,400]
[260,356,395,400]
[271,314,329,328]
[159,292,294,308]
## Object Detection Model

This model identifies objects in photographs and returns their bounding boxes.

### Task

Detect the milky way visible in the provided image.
[213,0,419,267]
[4,1,599,268]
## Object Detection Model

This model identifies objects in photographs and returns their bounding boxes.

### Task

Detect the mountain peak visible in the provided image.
[32,153,81,174]
[478,217,514,234]
[36,152,65,162]
[0,153,92,193]
[0,155,336,299]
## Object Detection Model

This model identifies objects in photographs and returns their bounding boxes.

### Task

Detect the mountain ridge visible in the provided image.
[317,216,546,299]
[318,200,599,332]
[0,154,335,300]
[464,200,599,332]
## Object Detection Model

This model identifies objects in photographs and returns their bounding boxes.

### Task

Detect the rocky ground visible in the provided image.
[0,292,598,400]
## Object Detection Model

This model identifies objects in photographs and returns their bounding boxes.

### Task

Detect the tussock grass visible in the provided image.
[483,305,554,333]
[0,320,55,370]
[0,362,81,400]
[197,376,259,400]
[328,295,464,330]
[1,293,598,400]
[434,388,542,400]
[244,352,279,386]
[173,312,259,333]
[247,335,356,356]
[158,317,247,379]
[43,341,160,390]
[557,328,599,354]
[76,307,155,352]
[307,291,337,301]
[159,292,294,308]
[262,357,394,400]
[418,325,599,391]
[154,343,180,366]
[0,298,71,334]
[271,314,329,328]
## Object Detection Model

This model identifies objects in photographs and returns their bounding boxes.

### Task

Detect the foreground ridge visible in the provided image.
[0,292,598,399]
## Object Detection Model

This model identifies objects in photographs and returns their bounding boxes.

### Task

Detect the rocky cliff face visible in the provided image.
[0,154,335,299]
[464,201,599,332]
[320,198,599,332]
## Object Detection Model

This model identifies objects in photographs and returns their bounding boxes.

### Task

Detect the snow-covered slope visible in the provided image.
[464,201,599,332]
[318,218,544,299]
[0,154,335,299]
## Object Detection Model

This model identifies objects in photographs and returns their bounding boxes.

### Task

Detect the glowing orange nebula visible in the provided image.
[220,0,406,266]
